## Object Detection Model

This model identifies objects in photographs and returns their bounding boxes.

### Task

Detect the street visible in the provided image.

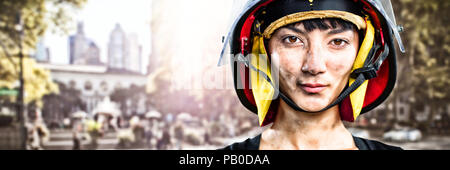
[377,136,450,150]
[43,129,118,150]
[42,128,450,150]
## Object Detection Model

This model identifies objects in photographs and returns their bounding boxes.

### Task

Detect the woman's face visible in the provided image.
[268,20,360,112]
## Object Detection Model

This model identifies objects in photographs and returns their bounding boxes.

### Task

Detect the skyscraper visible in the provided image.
[34,38,50,63]
[108,23,127,69]
[107,24,143,73]
[69,22,102,65]
[126,33,142,73]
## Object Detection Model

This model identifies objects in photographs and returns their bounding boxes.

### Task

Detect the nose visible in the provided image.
[301,44,327,75]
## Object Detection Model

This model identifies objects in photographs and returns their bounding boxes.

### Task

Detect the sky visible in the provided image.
[44,0,152,73]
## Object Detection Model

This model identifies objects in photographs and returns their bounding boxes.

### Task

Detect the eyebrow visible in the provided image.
[284,25,307,35]
[284,25,351,36]
[327,28,352,35]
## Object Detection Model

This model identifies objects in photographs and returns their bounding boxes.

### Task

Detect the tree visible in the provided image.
[111,84,148,117]
[41,81,85,127]
[390,0,450,129]
[0,0,87,53]
[0,0,87,107]
[0,57,58,107]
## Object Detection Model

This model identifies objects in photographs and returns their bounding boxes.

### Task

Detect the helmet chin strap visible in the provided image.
[239,42,389,114]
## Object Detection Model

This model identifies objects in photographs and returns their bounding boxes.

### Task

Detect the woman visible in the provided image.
[219,0,405,150]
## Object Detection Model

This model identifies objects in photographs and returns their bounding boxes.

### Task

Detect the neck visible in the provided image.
[261,100,355,150]
[273,100,344,133]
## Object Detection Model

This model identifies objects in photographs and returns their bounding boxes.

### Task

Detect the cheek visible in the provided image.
[269,43,304,90]
[326,50,357,80]
[272,48,303,75]
[275,51,304,89]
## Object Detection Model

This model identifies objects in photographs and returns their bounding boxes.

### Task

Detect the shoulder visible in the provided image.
[218,134,261,150]
[353,136,403,150]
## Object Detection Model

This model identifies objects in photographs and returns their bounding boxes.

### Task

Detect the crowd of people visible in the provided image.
[68,109,258,150]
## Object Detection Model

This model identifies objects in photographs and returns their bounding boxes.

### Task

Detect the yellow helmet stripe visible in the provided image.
[349,18,375,120]
[250,35,276,126]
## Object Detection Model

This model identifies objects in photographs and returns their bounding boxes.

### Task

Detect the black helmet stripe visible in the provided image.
[258,0,364,33]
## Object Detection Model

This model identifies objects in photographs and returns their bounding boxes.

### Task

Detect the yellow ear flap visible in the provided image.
[349,18,375,120]
[250,36,275,126]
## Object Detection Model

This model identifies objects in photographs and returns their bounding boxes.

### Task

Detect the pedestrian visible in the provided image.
[174,120,184,150]
[143,119,153,149]
[157,123,171,150]
[87,114,103,150]
[72,120,83,150]
[27,109,50,150]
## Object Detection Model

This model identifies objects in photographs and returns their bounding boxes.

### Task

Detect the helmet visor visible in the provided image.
[367,0,405,52]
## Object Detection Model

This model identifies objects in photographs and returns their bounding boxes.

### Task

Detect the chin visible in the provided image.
[300,105,329,112]
[293,97,330,112]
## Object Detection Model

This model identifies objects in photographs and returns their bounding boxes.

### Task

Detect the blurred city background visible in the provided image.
[0,0,449,150]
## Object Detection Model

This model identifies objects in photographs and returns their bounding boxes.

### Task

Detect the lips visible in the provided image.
[300,83,328,93]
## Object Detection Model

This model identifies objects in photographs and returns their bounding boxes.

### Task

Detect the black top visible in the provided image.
[220,134,402,150]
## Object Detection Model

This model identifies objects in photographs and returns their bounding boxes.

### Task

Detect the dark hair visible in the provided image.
[296,18,357,32]
[285,18,364,43]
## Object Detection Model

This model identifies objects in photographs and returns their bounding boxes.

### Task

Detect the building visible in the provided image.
[38,63,148,117]
[108,23,127,69]
[34,22,148,124]
[33,38,50,63]
[73,41,102,65]
[127,33,142,73]
[84,41,102,65]
[69,22,102,66]
[107,24,143,73]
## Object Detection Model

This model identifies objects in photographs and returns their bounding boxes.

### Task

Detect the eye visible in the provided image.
[282,36,302,44]
[330,39,348,47]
